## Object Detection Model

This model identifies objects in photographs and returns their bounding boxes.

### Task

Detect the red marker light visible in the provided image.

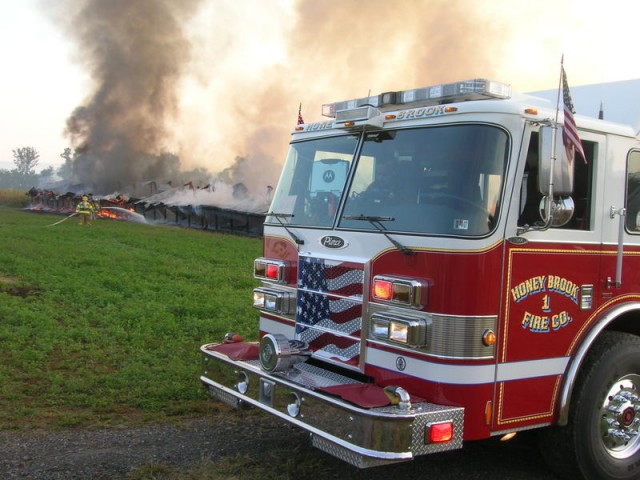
[371,275,426,307]
[373,279,393,300]
[266,263,279,280]
[254,258,287,284]
[427,422,453,444]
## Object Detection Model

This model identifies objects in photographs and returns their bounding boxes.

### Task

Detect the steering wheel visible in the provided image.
[358,184,395,203]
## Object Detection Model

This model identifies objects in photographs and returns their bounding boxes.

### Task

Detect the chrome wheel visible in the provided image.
[538,332,640,480]
[600,373,640,459]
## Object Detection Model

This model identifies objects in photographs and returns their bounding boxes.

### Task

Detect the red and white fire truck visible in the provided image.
[200,79,640,479]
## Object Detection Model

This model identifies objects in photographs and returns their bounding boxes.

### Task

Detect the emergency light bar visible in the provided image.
[322,79,511,118]
[335,106,378,123]
[334,105,384,129]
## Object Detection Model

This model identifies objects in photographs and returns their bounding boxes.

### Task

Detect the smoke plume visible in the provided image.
[49,0,514,196]
[179,0,512,196]
[50,0,202,193]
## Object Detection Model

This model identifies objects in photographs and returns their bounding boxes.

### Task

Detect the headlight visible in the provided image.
[371,317,390,338]
[389,321,410,343]
[371,313,427,347]
[253,290,266,308]
[253,288,295,315]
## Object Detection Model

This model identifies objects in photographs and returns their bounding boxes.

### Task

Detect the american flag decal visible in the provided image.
[296,257,364,366]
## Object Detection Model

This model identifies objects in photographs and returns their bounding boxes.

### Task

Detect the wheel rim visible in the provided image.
[600,374,640,459]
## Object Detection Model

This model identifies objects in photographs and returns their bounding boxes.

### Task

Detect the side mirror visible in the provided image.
[538,196,575,227]
[538,126,574,195]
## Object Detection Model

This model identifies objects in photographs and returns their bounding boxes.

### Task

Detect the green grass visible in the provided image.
[0,203,340,479]
[0,205,261,429]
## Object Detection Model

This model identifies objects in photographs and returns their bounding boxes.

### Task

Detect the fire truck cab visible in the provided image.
[201,79,640,480]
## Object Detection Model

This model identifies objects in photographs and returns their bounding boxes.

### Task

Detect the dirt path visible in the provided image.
[0,414,559,479]
[0,416,278,479]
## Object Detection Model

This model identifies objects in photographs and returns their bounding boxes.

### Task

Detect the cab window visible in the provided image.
[625,150,640,233]
[518,132,595,230]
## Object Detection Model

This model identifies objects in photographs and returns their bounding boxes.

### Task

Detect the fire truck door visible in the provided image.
[600,148,640,302]
[496,132,603,430]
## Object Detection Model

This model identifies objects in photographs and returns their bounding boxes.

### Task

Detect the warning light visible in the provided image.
[373,279,393,300]
[266,264,279,279]
[482,329,497,346]
[322,79,511,118]
[254,258,287,284]
[426,421,453,444]
[371,275,426,307]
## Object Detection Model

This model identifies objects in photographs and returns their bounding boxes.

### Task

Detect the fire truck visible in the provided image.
[200,79,640,480]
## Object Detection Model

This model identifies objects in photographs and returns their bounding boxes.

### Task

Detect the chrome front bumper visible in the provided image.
[200,343,464,468]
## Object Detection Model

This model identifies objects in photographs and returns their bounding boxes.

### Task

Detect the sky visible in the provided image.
[1,0,640,187]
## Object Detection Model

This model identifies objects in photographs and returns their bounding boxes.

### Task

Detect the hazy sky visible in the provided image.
[2,0,640,175]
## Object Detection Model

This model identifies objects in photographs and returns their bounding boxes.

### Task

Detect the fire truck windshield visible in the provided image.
[341,124,509,236]
[267,134,359,228]
[267,124,508,236]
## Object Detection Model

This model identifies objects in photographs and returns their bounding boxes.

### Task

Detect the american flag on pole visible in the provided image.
[297,102,304,125]
[561,66,586,163]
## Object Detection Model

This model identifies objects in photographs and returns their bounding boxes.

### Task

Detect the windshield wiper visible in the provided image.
[267,212,304,245]
[343,215,412,255]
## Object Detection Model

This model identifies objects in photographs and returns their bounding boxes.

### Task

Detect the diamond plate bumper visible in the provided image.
[200,343,464,468]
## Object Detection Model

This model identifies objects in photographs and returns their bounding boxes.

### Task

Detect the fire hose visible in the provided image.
[45,212,79,227]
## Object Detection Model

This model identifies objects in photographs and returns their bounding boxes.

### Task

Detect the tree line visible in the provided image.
[0,146,72,190]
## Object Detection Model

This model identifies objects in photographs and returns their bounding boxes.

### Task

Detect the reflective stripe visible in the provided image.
[259,319,571,386]
[76,201,94,214]
[496,357,569,382]
[366,348,495,384]
[366,348,569,385]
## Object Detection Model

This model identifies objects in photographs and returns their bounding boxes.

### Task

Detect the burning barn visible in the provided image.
[133,181,269,237]
[25,180,269,238]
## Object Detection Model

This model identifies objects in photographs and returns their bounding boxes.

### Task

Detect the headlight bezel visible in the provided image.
[370,312,428,347]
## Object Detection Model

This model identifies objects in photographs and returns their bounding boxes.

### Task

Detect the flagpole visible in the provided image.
[554,54,564,124]
[546,54,565,227]
[297,102,304,125]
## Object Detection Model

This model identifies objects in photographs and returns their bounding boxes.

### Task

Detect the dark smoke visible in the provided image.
[52,0,202,194]
[46,0,512,197]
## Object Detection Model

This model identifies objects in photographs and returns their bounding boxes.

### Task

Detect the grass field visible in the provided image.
[0,205,262,429]
[0,202,351,480]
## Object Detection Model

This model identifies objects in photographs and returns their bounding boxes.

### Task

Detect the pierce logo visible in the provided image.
[319,235,347,249]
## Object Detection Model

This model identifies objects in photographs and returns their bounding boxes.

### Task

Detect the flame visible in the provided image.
[96,208,134,220]
[97,209,120,220]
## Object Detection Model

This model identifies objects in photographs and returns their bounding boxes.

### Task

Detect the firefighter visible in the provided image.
[89,194,100,220]
[359,157,400,203]
[76,195,94,226]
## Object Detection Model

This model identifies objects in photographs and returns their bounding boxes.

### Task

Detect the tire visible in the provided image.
[539,331,640,480]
